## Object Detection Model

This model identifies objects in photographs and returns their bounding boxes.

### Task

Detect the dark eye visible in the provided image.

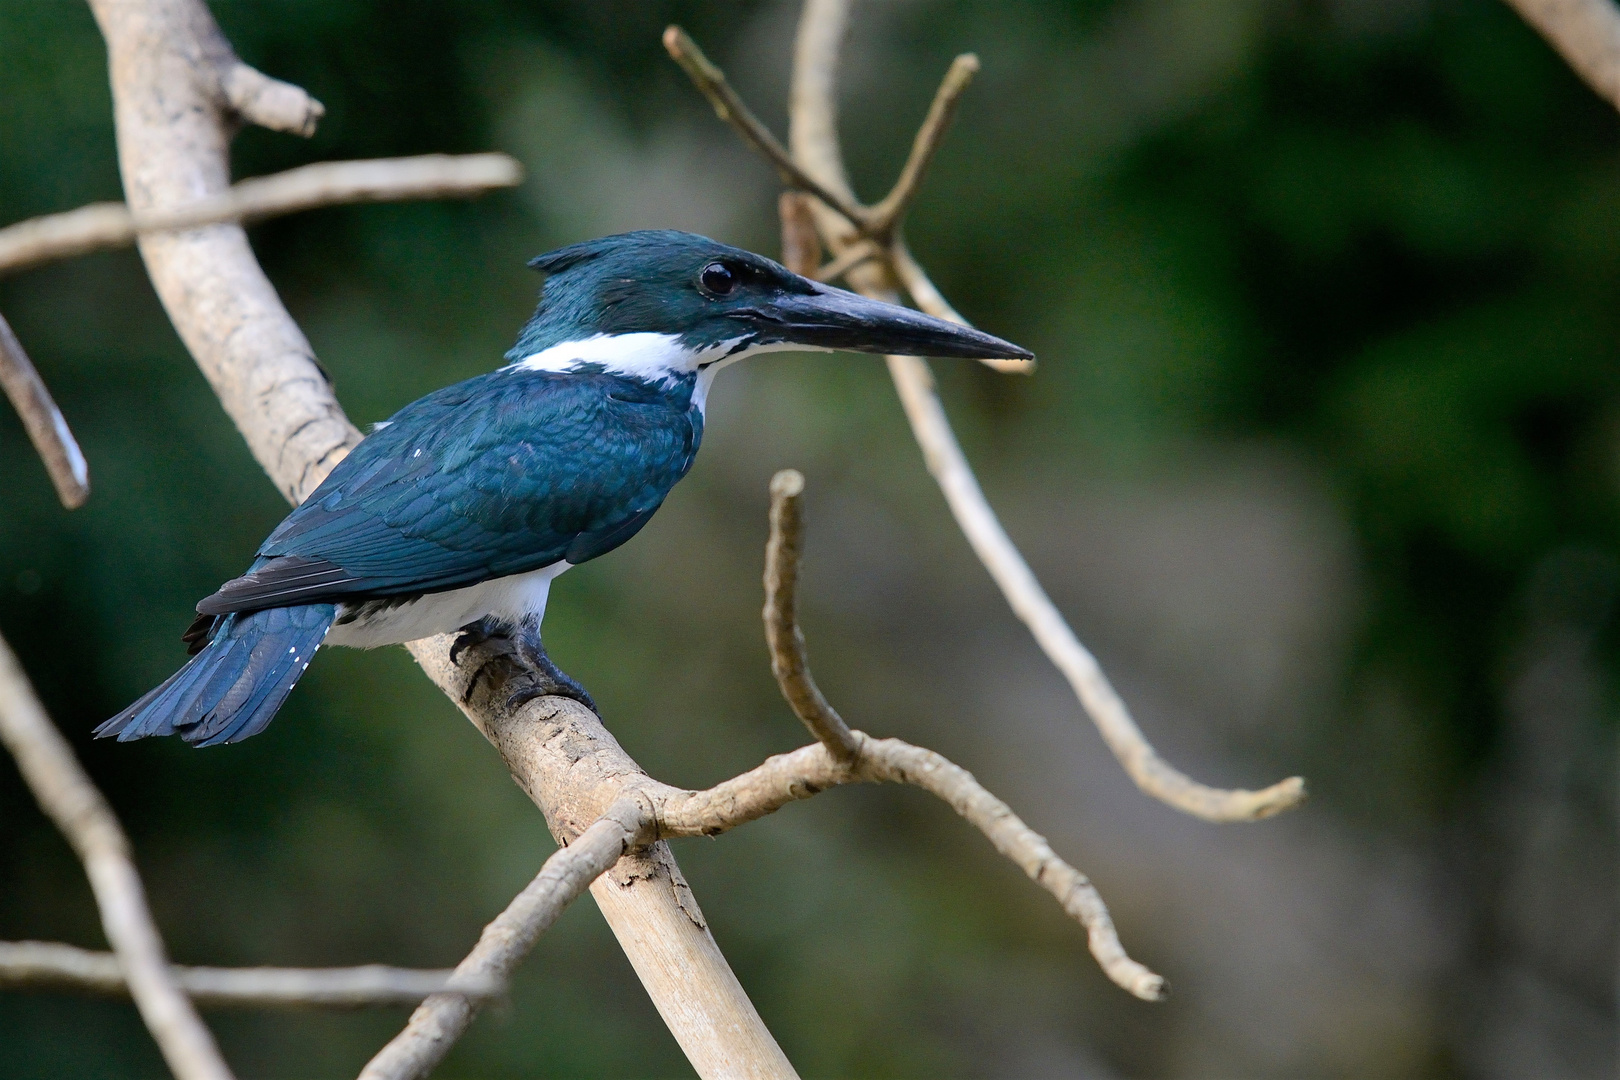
[699,262,737,296]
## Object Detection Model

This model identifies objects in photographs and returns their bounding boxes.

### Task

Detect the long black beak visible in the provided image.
[732,282,1034,361]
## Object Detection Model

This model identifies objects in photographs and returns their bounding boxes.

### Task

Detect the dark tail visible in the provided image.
[97,604,336,747]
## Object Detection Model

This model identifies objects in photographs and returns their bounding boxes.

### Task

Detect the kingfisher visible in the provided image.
[98,230,1032,746]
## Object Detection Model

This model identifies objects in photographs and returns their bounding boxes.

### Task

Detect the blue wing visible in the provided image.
[196,369,701,615]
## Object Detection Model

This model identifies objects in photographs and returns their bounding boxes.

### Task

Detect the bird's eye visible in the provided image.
[699,262,737,296]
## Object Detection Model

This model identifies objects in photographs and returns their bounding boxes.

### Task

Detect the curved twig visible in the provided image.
[764,469,861,759]
[0,633,232,1080]
[784,0,1306,824]
[0,312,88,509]
[0,154,523,277]
[0,940,502,1009]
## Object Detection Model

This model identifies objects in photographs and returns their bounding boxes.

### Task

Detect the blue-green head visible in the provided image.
[503,230,1031,395]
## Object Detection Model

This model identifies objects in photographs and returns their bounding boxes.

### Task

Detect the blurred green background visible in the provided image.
[1,0,1615,1076]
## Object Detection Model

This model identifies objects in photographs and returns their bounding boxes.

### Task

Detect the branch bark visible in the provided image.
[0,941,501,1009]
[0,633,232,1080]
[0,154,523,276]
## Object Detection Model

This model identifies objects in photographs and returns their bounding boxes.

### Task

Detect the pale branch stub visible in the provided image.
[0,311,88,509]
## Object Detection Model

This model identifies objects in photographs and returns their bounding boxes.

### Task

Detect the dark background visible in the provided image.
[1,1,1615,1076]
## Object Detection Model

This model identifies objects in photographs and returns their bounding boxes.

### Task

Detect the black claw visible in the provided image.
[450,616,502,666]
[506,617,598,714]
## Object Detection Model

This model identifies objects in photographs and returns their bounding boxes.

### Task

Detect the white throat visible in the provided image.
[506,333,824,414]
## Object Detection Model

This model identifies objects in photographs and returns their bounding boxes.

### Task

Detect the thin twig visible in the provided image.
[0,154,523,276]
[865,54,980,240]
[1504,0,1620,112]
[0,633,232,1080]
[0,940,502,1009]
[785,0,1306,823]
[662,25,870,231]
[764,469,861,759]
[0,312,88,508]
[359,800,649,1080]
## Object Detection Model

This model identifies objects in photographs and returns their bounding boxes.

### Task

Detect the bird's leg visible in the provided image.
[507,616,598,714]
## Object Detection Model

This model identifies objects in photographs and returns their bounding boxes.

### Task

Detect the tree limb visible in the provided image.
[0,312,89,509]
[0,633,232,1080]
[0,154,523,276]
[0,941,501,1009]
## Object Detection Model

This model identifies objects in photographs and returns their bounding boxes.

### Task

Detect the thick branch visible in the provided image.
[785,0,1306,824]
[1504,0,1620,112]
[0,312,89,508]
[764,469,861,758]
[87,3,792,1077]
[0,941,501,1009]
[0,154,523,276]
[0,634,232,1080]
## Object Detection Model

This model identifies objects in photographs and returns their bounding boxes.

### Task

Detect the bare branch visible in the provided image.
[1504,0,1620,112]
[0,941,501,1009]
[778,191,823,276]
[0,154,523,276]
[658,734,1163,1000]
[662,25,870,231]
[866,54,980,240]
[360,802,648,1080]
[0,312,89,509]
[0,633,232,1080]
[786,0,1306,824]
[765,469,861,759]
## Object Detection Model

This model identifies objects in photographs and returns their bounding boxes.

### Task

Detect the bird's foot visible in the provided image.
[450,616,503,666]
[507,620,598,715]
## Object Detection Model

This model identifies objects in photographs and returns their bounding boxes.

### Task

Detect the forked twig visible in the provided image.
[367,469,1165,1080]
[0,154,523,276]
[0,940,501,1009]
[0,632,232,1080]
[0,312,88,509]
[777,0,1304,822]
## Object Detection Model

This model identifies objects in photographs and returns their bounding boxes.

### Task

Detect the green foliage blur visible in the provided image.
[1,1,1614,1076]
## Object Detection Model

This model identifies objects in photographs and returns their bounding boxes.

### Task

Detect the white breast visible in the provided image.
[325,562,572,649]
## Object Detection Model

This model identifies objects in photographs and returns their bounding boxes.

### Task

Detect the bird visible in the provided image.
[97,229,1033,747]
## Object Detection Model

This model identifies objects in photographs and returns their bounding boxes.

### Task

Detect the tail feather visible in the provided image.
[97,604,335,746]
